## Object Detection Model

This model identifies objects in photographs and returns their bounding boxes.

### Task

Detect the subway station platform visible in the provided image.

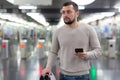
[0,38,120,80]
[0,53,120,80]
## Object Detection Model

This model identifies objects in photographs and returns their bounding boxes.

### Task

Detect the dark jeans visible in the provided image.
[60,73,90,80]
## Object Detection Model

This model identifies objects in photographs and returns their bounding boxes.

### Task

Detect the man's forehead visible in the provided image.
[62,5,74,11]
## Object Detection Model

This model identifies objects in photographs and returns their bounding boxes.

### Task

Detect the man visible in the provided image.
[42,1,102,80]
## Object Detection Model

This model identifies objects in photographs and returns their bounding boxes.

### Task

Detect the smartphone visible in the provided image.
[75,48,83,53]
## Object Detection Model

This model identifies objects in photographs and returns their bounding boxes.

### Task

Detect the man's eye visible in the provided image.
[61,10,72,14]
[62,11,65,14]
[67,11,70,13]
[61,11,65,14]
[67,11,72,14]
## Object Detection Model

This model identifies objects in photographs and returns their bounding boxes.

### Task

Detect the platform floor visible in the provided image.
[0,56,120,80]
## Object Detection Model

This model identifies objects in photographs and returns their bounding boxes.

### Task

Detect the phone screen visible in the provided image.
[75,48,83,53]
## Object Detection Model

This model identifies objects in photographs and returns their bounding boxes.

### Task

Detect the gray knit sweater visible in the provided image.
[46,23,102,76]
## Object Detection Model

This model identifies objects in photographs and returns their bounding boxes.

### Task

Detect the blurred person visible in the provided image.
[42,1,102,80]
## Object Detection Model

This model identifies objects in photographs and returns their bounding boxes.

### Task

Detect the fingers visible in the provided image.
[47,72,52,76]
[41,69,52,80]
[75,52,87,59]
[42,68,52,76]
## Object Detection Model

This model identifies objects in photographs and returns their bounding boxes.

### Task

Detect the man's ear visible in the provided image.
[76,11,79,17]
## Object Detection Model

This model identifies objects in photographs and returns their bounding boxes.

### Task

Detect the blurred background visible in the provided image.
[0,0,120,80]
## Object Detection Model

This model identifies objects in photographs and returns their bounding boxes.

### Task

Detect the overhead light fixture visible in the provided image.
[7,0,52,6]
[6,0,14,4]
[27,13,49,26]
[79,6,85,10]
[71,0,95,5]
[80,12,115,23]
[19,5,37,9]
[0,13,30,26]
[114,4,120,12]
[0,13,27,23]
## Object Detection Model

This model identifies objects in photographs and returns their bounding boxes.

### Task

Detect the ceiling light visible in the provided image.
[27,13,49,26]
[114,6,120,12]
[71,0,95,5]
[79,6,85,10]
[19,5,37,9]
[6,0,14,4]
[80,12,115,23]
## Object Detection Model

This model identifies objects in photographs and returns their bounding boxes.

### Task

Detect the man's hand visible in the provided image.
[75,50,87,59]
[42,67,52,76]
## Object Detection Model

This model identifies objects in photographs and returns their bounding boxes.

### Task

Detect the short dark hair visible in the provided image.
[63,1,78,12]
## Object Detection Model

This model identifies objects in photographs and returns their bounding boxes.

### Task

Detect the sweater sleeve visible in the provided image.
[86,27,102,59]
[46,30,60,68]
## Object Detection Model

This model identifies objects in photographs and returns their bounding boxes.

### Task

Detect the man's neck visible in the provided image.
[66,22,79,28]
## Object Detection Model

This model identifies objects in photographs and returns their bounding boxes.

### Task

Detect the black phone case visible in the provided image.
[75,48,83,53]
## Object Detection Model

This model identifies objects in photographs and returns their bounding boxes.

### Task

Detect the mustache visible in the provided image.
[64,16,70,19]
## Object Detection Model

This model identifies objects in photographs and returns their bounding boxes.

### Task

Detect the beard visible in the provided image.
[64,17,75,25]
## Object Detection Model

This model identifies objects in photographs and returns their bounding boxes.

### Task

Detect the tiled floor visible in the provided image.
[0,55,120,80]
[91,57,120,80]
